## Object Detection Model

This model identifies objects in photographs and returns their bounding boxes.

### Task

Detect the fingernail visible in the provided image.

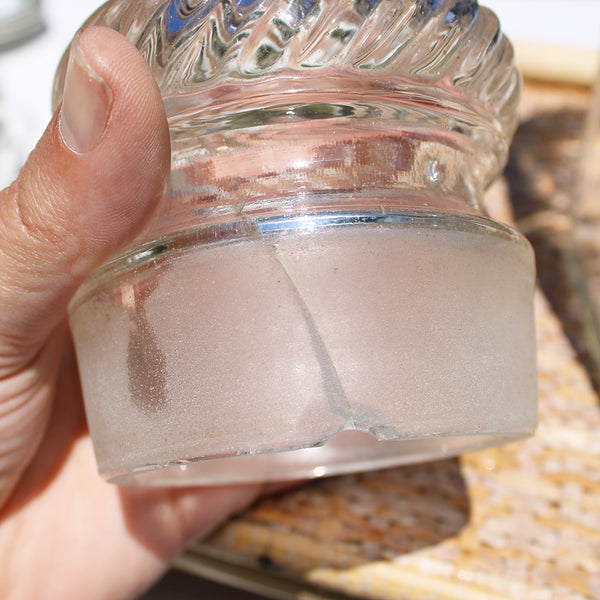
[59,32,112,154]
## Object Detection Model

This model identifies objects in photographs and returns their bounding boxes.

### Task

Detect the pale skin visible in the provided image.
[0,27,274,600]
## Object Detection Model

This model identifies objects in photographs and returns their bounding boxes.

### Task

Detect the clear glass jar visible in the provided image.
[53,0,537,486]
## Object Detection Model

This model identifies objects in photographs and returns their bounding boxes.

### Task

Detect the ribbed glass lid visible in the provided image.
[53,0,520,180]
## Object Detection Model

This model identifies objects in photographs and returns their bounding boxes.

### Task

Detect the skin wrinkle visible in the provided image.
[20,135,110,275]
[3,146,76,258]
[0,282,72,372]
[0,342,87,522]
[0,176,80,322]
[0,319,65,391]
[0,324,61,377]
[0,371,51,426]
[0,336,63,508]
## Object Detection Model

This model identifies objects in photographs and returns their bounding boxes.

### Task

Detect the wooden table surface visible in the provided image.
[179,81,600,600]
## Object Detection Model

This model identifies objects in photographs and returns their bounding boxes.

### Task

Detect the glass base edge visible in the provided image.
[106,429,535,486]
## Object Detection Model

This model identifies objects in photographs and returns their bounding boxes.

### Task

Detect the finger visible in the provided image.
[0,26,170,371]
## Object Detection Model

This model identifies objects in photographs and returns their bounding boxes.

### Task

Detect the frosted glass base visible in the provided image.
[110,431,528,485]
[70,211,537,486]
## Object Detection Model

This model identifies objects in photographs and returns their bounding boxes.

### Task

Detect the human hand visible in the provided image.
[0,27,272,600]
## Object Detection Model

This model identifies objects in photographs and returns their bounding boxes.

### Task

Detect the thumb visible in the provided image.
[0,26,170,369]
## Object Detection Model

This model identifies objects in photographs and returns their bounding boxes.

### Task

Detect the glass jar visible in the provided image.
[53,0,537,485]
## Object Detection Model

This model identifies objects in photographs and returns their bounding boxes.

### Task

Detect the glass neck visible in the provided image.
[164,117,492,227]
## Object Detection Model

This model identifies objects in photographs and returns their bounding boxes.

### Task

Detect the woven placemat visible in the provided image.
[181,81,600,600]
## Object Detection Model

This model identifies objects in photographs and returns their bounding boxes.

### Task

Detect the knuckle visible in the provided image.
[0,171,79,270]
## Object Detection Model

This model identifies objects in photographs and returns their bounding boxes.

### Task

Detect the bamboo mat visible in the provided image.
[180,81,600,600]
